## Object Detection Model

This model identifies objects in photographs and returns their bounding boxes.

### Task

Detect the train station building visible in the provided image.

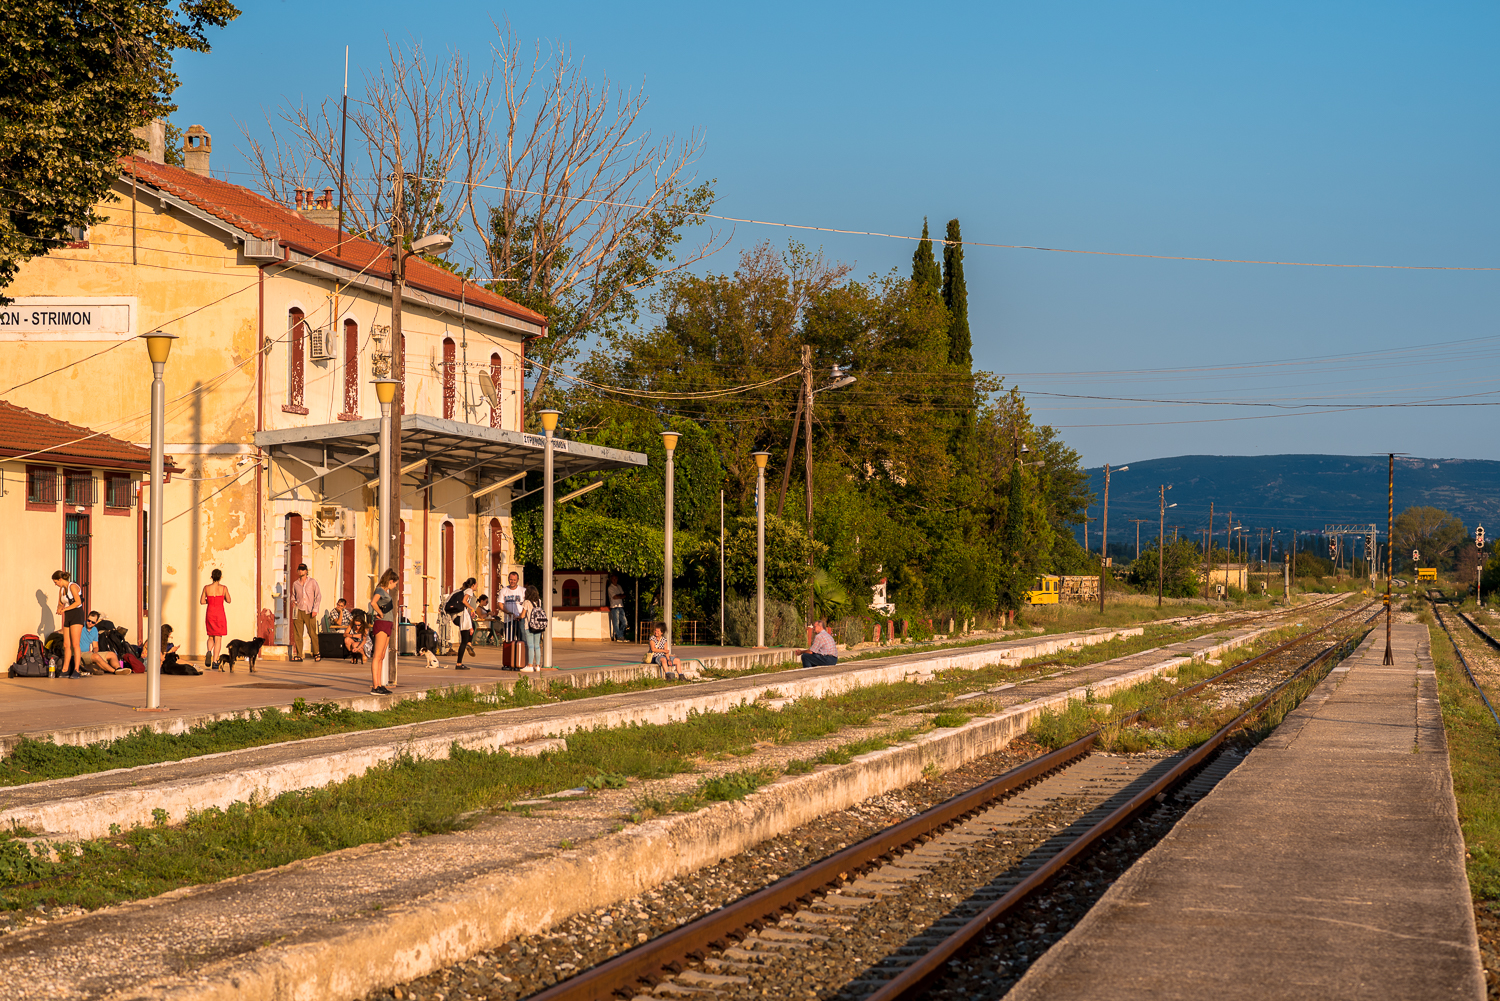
[1,125,644,657]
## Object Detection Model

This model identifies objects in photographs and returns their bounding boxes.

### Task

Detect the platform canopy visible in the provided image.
[253,414,647,486]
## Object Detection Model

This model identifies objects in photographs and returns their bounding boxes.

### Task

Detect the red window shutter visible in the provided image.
[489,353,503,428]
[443,338,457,420]
[288,309,305,409]
[343,319,359,416]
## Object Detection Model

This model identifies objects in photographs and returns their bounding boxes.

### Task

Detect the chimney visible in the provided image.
[299,186,341,228]
[131,119,166,163]
[183,125,211,176]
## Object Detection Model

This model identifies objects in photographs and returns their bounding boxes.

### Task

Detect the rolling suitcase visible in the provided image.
[502,640,526,669]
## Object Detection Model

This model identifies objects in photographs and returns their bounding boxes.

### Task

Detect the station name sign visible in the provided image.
[0,297,136,341]
[521,433,570,452]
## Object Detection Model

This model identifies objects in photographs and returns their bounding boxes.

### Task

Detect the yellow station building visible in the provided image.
[2,125,644,659]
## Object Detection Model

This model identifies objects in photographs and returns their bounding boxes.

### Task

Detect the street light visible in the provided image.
[372,377,398,687]
[752,451,770,647]
[661,430,680,646]
[539,409,561,668]
[1099,464,1128,613]
[1158,484,1174,608]
[140,332,176,711]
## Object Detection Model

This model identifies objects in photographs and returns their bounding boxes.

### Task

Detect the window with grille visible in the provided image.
[64,469,96,506]
[286,307,307,412]
[26,466,58,505]
[443,337,457,419]
[105,473,133,509]
[341,318,360,417]
[65,514,91,598]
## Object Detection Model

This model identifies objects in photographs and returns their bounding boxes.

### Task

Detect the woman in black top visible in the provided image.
[52,570,85,679]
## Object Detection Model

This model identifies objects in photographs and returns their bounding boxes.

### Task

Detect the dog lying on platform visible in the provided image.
[222,636,266,673]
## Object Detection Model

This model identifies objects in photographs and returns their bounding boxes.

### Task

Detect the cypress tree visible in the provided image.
[942,218,971,369]
[911,218,942,298]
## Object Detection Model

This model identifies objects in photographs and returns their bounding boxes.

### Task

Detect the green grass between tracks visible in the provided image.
[1423,599,1500,901]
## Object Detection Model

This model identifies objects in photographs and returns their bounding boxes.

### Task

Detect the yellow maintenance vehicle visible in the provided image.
[1416,567,1438,583]
[1025,575,1061,605]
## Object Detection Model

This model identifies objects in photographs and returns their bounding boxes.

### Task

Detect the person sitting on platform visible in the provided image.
[796,619,839,669]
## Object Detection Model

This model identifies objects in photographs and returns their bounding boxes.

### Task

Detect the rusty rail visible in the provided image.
[525,601,1374,1001]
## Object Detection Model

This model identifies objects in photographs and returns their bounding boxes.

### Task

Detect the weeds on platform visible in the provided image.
[1427,609,1500,900]
[0,678,678,788]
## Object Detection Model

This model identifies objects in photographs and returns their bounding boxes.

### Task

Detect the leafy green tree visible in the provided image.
[1393,506,1467,571]
[706,514,824,605]
[1128,539,1202,598]
[942,219,971,369]
[0,0,239,301]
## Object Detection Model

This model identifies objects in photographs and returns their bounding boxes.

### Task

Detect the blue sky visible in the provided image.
[176,1,1500,466]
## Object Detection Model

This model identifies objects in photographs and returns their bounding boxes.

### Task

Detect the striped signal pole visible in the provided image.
[1384,453,1394,665]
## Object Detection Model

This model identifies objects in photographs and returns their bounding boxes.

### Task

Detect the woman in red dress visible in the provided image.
[200,569,231,669]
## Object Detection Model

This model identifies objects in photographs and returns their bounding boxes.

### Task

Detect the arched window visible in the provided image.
[562,578,580,608]
[441,521,455,595]
[286,308,307,412]
[489,353,503,428]
[442,337,457,419]
[341,318,359,418]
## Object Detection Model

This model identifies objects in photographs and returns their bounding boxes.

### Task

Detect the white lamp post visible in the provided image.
[141,332,176,711]
[752,451,770,647]
[661,431,680,644]
[373,378,398,686]
[539,409,561,668]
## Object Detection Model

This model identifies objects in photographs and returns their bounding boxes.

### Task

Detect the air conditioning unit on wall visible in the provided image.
[314,505,351,539]
[307,325,338,361]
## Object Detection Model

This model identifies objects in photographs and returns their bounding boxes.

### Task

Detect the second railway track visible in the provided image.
[498,599,1378,1001]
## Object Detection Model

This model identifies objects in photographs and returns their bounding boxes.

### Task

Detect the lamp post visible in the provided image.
[372,378,398,686]
[141,332,176,711]
[661,430,680,645]
[752,451,770,647]
[1157,484,1174,608]
[1384,452,1394,665]
[1099,464,1127,613]
[538,409,561,668]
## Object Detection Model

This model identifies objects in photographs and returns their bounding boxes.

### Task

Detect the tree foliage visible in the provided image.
[1128,539,1205,598]
[0,0,239,301]
[548,235,1092,622]
[1393,506,1467,570]
[942,218,971,369]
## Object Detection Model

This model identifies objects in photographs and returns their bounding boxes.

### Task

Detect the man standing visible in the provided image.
[289,563,323,662]
[499,570,527,657]
[608,573,627,642]
[795,620,839,669]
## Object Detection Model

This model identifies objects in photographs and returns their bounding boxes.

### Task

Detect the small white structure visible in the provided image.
[550,570,610,641]
[870,577,895,616]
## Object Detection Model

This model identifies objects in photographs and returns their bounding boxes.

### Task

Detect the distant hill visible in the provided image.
[1082,454,1500,549]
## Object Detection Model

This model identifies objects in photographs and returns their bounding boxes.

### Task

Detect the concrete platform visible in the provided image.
[1008,622,1485,1001]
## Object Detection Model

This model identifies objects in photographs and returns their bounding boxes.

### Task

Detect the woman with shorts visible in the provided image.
[368,569,398,695]
[52,570,85,679]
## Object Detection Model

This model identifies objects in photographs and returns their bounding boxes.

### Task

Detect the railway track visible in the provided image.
[522,599,1377,1001]
[1427,592,1500,730]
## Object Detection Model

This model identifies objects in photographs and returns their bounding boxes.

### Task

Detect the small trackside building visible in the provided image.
[0,402,154,650]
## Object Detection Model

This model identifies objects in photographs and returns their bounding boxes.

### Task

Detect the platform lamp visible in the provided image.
[538,409,561,668]
[140,332,177,711]
[661,430,680,647]
[373,378,399,686]
[752,451,771,647]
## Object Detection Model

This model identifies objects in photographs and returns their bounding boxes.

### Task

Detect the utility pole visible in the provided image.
[1131,519,1147,559]
[1384,453,1395,665]
[776,387,805,517]
[802,345,815,624]
[1157,484,1172,608]
[1205,502,1215,602]
[387,170,405,653]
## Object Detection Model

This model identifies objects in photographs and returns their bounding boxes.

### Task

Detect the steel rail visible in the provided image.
[1428,595,1500,731]
[524,601,1372,1001]
[863,629,1366,1001]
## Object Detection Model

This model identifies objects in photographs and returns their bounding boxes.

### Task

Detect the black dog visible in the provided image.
[223,636,266,673]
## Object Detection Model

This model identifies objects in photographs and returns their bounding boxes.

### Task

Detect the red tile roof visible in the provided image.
[119,157,547,330]
[0,401,154,471]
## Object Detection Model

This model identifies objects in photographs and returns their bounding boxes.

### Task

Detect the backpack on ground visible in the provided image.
[11,635,47,678]
[526,603,548,632]
[443,590,466,616]
[120,648,146,674]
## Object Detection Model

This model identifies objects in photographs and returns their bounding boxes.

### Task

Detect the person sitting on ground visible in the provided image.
[795,619,839,669]
[648,624,680,676]
[79,611,127,674]
[160,624,181,669]
[345,609,370,664]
